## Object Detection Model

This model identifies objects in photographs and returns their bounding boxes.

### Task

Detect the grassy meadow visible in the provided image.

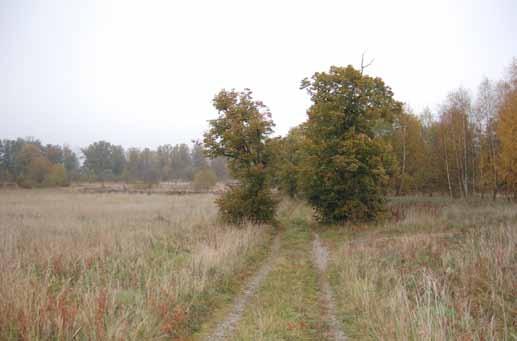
[0,189,272,340]
[0,189,515,340]
[322,197,517,340]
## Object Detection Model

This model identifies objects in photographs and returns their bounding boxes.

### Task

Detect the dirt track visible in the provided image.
[206,234,282,341]
[312,233,347,341]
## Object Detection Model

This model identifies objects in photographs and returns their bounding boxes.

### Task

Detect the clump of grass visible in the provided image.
[0,189,271,340]
[326,197,517,340]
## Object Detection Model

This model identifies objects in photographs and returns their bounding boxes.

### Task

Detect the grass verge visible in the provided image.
[229,205,327,340]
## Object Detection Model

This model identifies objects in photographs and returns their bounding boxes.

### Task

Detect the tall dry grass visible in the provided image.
[329,199,517,340]
[0,189,269,340]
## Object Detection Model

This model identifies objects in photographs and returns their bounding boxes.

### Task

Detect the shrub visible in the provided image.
[217,185,277,224]
[44,164,69,187]
[193,168,217,191]
[16,176,34,189]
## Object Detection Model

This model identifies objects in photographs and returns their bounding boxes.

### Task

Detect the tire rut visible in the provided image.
[312,233,347,341]
[205,233,281,340]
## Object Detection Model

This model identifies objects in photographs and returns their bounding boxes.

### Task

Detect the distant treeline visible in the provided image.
[385,62,517,199]
[0,139,229,188]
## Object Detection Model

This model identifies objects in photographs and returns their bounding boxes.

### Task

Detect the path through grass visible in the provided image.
[205,234,282,340]
[229,214,329,340]
[207,197,516,340]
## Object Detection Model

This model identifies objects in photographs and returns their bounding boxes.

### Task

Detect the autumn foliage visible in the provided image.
[204,89,277,224]
[299,65,402,223]
[497,62,517,198]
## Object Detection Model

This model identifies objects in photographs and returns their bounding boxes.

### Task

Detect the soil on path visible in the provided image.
[312,233,347,341]
[205,233,282,340]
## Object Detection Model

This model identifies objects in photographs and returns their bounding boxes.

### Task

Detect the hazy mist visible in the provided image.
[2,0,516,149]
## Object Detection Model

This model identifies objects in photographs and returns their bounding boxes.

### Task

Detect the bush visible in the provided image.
[44,164,69,187]
[193,168,217,191]
[27,157,53,185]
[217,185,277,225]
[16,176,34,189]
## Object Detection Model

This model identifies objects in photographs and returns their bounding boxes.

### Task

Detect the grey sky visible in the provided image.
[1,0,516,149]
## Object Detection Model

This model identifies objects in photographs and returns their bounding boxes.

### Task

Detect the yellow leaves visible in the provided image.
[497,89,517,187]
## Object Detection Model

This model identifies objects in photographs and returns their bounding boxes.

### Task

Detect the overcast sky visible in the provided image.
[1,0,516,149]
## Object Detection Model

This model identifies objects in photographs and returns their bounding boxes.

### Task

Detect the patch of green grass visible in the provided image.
[230,214,326,341]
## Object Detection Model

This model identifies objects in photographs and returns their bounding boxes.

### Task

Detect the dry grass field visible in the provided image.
[1,190,516,340]
[322,197,517,340]
[0,189,271,340]
[226,198,516,340]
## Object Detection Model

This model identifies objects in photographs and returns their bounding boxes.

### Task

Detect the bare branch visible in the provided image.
[360,51,375,75]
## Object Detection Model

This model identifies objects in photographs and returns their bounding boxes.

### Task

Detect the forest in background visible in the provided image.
[0,139,229,188]
[1,59,517,201]
[265,59,517,203]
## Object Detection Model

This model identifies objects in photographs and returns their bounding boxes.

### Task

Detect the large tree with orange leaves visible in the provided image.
[497,61,517,199]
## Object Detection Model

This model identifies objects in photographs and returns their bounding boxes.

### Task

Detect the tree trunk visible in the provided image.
[453,138,464,198]
[443,134,453,198]
[398,125,407,196]
[489,131,498,201]
[462,113,469,197]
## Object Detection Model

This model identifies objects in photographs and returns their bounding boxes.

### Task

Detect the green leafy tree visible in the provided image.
[191,140,208,174]
[269,125,307,197]
[204,89,277,224]
[15,143,52,187]
[81,141,114,183]
[44,144,63,164]
[81,141,126,182]
[139,148,160,186]
[301,65,402,223]
[157,144,174,181]
[0,139,20,181]
[63,145,79,181]
[124,148,141,183]
[111,145,126,178]
[171,144,193,181]
[5,138,31,180]
[0,140,8,183]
